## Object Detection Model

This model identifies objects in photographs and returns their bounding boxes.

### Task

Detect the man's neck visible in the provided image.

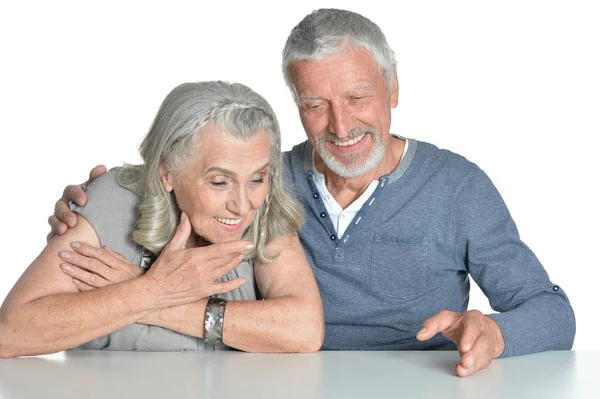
[315,137,405,209]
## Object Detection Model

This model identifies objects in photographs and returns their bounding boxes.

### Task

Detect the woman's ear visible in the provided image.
[160,160,174,192]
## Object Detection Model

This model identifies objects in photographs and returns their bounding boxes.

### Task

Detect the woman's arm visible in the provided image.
[139,234,324,353]
[0,215,157,358]
[0,213,249,358]
[222,233,324,352]
[64,233,325,353]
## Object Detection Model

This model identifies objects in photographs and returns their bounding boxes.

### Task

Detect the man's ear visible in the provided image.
[160,160,174,192]
[390,73,399,109]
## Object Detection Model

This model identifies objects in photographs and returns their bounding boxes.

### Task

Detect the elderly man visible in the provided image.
[49,9,575,376]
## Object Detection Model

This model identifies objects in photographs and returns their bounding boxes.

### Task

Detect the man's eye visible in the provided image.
[211,181,227,187]
[302,102,322,110]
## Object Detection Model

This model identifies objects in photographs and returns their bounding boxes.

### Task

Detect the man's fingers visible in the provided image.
[456,332,495,377]
[163,212,192,252]
[456,311,486,353]
[416,310,461,341]
[88,165,107,183]
[48,215,67,236]
[212,277,246,295]
[63,184,87,207]
[55,198,78,227]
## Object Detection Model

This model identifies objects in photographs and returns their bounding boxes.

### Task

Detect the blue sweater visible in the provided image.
[283,137,576,356]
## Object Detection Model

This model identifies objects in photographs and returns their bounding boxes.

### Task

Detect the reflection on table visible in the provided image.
[0,350,597,399]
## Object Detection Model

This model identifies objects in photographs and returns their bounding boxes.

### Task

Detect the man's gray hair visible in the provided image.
[118,81,304,262]
[282,8,397,96]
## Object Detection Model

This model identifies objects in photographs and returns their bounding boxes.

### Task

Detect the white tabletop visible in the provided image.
[0,350,597,399]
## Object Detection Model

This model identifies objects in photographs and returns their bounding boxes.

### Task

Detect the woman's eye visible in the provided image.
[210,181,227,187]
[247,176,265,186]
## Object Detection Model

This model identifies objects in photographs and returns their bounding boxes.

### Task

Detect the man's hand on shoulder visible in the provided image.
[416,309,505,377]
[47,165,107,241]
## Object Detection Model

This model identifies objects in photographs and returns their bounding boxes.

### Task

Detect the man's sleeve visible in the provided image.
[452,167,576,357]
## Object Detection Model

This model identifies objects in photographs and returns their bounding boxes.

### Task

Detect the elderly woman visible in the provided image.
[0,81,324,357]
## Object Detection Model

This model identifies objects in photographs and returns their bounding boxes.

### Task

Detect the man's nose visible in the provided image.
[326,103,352,139]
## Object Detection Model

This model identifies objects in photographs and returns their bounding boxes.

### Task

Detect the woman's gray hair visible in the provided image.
[117,81,304,263]
[282,8,397,98]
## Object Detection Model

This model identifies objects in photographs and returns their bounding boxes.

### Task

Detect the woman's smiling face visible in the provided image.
[162,123,271,244]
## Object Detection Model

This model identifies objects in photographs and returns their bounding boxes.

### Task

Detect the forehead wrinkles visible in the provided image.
[294,55,382,98]
[196,132,270,175]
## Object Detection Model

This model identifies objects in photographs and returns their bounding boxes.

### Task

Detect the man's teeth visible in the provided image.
[215,217,242,225]
[334,133,366,147]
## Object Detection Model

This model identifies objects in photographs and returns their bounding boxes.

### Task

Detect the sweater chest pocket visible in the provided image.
[370,235,429,299]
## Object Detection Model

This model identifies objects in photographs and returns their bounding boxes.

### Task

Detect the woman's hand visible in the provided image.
[136,212,253,308]
[59,212,254,307]
[59,244,144,291]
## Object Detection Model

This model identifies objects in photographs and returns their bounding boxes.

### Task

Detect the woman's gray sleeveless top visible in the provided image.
[70,168,256,351]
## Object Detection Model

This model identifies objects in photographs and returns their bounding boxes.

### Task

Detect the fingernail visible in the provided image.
[72,278,80,284]
[59,251,70,259]
[418,328,427,335]
[240,278,246,285]
[244,242,255,250]
[61,263,71,271]
[71,241,80,248]
[181,212,187,222]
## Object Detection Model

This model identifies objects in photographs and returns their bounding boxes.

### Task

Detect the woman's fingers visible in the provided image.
[189,240,254,262]
[60,263,109,288]
[212,277,246,295]
[104,246,129,262]
[210,254,244,280]
[163,212,192,252]
[58,249,112,280]
[72,278,96,292]
[70,242,119,269]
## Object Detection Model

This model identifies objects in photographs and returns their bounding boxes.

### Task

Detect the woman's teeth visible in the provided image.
[215,217,242,225]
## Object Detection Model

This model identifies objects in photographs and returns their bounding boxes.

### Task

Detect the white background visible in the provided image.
[0,1,598,350]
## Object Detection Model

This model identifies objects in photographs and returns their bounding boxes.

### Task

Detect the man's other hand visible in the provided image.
[416,309,505,377]
[47,165,107,241]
